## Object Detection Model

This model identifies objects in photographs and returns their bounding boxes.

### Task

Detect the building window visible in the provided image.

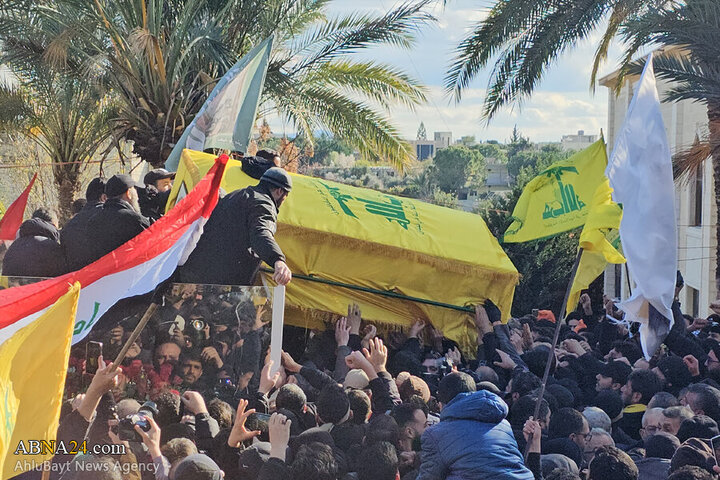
[691,287,700,318]
[692,164,703,226]
[614,264,622,299]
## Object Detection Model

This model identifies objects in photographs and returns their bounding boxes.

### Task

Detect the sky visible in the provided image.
[282,0,625,144]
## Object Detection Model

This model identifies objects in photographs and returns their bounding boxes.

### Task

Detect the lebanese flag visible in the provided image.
[0,172,37,241]
[0,154,228,345]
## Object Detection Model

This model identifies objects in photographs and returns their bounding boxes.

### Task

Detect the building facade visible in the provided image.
[560,130,598,151]
[600,59,717,317]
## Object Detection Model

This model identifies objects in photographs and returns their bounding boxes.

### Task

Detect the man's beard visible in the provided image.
[129,195,141,214]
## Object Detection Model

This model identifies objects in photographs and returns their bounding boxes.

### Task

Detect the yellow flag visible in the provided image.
[167,150,519,355]
[0,283,80,478]
[567,180,625,312]
[503,139,608,243]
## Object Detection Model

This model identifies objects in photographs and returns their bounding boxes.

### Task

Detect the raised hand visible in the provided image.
[281,350,302,374]
[259,359,281,395]
[268,413,292,461]
[335,317,351,347]
[181,391,208,415]
[363,337,388,373]
[227,399,261,448]
[347,303,362,335]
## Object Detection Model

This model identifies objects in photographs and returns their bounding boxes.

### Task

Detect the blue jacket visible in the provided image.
[417,390,534,480]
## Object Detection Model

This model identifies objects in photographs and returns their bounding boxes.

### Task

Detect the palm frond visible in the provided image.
[444,0,552,102]
[673,136,711,182]
[481,0,611,120]
[290,0,435,74]
[304,60,427,109]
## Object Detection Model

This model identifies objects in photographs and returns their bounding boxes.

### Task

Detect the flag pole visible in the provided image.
[524,247,584,461]
[108,303,158,373]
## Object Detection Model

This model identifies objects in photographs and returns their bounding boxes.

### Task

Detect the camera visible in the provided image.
[116,401,158,442]
[212,377,237,404]
[191,319,206,331]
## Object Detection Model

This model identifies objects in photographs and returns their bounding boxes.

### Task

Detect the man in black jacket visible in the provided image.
[86,174,151,263]
[138,168,175,222]
[2,208,66,277]
[178,167,292,286]
[60,177,106,271]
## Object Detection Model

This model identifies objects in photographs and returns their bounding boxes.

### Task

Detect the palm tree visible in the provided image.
[0,0,433,170]
[446,0,720,293]
[0,74,117,222]
[617,0,720,292]
[443,0,674,120]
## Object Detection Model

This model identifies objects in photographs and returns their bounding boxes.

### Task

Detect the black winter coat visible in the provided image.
[2,218,66,277]
[85,198,150,263]
[60,201,103,271]
[177,183,285,286]
[137,186,170,222]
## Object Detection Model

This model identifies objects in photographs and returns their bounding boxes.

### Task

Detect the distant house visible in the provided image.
[456,159,512,212]
[560,130,597,151]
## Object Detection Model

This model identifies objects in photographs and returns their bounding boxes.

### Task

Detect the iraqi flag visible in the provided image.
[0,154,228,346]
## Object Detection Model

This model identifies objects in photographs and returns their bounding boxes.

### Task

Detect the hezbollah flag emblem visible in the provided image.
[503,139,608,243]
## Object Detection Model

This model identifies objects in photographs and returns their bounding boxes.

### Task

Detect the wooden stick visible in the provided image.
[524,248,584,461]
[625,263,633,297]
[108,303,158,372]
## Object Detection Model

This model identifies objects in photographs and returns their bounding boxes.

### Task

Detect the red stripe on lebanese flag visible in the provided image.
[0,154,227,341]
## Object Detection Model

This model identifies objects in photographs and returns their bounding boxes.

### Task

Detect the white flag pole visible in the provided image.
[270,285,285,376]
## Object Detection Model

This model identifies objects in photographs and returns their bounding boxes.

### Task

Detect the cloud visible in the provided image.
[264,1,619,144]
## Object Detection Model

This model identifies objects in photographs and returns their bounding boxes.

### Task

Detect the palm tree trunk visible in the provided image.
[709,101,720,297]
[55,175,81,226]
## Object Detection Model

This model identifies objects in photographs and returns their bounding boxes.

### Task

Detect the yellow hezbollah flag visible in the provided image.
[503,139,608,243]
[168,150,519,354]
[0,283,80,478]
[567,179,625,311]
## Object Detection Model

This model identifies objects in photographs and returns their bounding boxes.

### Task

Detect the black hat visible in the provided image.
[144,168,176,186]
[85,178,106,202]
[598,360,632,386]
[105,174,141,197]
[260,167,292,192]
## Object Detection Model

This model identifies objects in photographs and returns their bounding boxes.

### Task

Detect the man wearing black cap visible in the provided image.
[60,177,107,271]
[138,168,175,222]
[86,174,150,263]
[178,167,292,286]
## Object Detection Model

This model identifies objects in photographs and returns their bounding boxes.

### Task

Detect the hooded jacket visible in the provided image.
[177,183,285,286]
[417,390,534,480]
[2,218,66,277]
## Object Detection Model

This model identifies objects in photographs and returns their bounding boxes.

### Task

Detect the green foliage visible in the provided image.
[312,133,354,166]
[430,145,485,193]
[0,0,435,169]
[478,144,578,316]
[430,188,459,209]
[472,143,507,163]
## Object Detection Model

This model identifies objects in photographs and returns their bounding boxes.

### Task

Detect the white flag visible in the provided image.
[605,53,678,359]
[165,36,274,171]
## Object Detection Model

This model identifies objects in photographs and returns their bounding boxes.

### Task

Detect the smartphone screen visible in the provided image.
[85,341,103,374]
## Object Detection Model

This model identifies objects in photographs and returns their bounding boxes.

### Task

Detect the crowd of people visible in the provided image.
[13,283,720,480]
[5,155,720,480]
